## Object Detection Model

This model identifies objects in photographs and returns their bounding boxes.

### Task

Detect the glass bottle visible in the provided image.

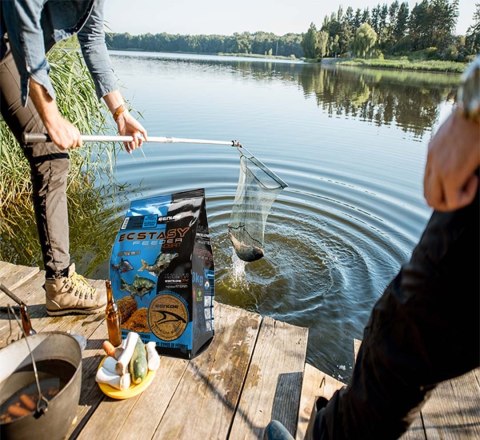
[105,280,122,347]
[20,304,36,336]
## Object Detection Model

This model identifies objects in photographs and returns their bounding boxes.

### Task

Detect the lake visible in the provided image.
[12,51,464,381]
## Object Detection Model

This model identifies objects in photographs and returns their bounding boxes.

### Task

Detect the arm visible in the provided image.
[2,0,80,149]
[78,0,147,152]
[423,59,480,212]
[29,79,82,150]
[2,0,56,105]
[103,91,148,153]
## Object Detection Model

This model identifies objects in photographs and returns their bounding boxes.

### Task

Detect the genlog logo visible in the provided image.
[148,294,188,341]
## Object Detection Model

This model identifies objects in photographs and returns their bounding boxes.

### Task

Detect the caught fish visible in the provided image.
[139,252,178,276]
[229,233,264,262]
[120,275,156,299]
[111,258,134,273]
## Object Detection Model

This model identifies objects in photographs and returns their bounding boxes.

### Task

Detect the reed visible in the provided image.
[0,38,121,269]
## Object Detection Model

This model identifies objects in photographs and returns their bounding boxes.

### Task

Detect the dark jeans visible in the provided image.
[311,184,480,439]
[0,49,70,277]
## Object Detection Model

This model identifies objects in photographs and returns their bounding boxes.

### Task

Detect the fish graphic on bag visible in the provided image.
[139,252,178,276]
[120,275,156,299]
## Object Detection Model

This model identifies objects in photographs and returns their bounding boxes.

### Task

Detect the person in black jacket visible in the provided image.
[265,56,480,440]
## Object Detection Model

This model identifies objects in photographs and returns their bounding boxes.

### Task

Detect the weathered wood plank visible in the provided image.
[400,415,426,440]
[296,363,345,440]
[116,357,190,440]
[421,369,480,439]
[0,271,49,346]
[67,319,111,438]
[0,261,17,278]
[229,317,308,440]
[0,274,105,347]
[151,303,263,440]
[0,262,39,290]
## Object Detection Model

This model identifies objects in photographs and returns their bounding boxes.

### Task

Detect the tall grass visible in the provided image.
[0,38,123,270]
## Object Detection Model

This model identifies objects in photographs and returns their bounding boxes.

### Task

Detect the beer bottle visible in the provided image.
[105,280,122,347]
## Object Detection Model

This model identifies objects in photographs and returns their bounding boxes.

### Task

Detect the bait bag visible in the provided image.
[110,188,214,359]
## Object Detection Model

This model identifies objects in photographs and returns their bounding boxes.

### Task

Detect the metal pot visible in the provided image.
[0,332,82,440]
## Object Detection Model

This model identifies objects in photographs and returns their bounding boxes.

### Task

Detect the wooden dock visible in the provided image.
[0,260,479,439]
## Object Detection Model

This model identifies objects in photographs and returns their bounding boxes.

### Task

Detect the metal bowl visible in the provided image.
[0,332,82,440]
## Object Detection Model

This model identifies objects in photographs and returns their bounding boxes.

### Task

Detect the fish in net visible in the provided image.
[228,147,287,262]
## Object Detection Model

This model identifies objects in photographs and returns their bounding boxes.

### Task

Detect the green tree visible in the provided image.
[394,2,410,41]
[329,34,341,57]
[466,3,480,55]
[351,23,378,58]
[317,31,329,58]
[302,23,319,58]
[409,0,458,51]
[354,8,362,28]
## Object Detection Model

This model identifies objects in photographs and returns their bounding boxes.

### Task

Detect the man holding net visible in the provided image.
[0,0,147,315]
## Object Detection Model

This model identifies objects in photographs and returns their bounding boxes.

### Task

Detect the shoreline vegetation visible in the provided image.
[106,0,478,75]
[111,48,466,74]
[0,38,121,272]
[320,57,466,73]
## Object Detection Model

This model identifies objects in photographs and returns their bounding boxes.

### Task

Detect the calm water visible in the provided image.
[13,51,463,380]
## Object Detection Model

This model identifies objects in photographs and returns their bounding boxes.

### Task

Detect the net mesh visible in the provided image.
[228,148,287,262]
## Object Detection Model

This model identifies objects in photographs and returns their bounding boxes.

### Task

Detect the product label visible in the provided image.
[148,293,189,341]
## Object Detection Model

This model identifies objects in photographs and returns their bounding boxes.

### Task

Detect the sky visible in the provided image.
[104,0,476,37]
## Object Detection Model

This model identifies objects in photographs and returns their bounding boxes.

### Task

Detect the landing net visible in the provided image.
[228,147,287,262]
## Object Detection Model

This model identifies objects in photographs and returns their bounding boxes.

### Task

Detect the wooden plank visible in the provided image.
[229,317,308,440]
[296,363,345,440]
[400,415,426,440]
[151,303,263,440]
[0,271,48,346]
[421,369,480,439]
[0,262,39,290]
[0,273,106,346]
[67,318,111,438]
[0,261,21,278]
[78,354,189,440]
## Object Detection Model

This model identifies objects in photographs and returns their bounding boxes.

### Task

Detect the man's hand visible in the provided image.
[29,79,82,150]
[424,110,480,211]
[103,91,148,153]
[115,110,148,153]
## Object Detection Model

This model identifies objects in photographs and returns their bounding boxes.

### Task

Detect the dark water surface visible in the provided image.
[15,51,464,381]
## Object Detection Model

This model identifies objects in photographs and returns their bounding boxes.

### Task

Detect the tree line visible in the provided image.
[106,32,303,58]
[303,0,479,61]
[106,1,479,61]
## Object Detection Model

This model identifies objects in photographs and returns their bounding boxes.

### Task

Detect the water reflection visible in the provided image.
[212,58,457,137]
[299,66,457,137]
[113,51,458,137]
[0,183,123,277]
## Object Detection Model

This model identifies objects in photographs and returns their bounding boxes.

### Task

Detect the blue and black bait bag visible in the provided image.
[110,188,214,359]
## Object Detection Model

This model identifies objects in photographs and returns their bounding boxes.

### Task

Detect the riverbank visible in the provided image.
[319,57,467,74]
[217,52,298,61]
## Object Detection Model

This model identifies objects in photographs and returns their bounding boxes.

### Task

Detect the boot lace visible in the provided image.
[64,272,95,299]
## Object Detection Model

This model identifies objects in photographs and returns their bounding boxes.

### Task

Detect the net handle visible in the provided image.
[23,132,241,147]
[237,145,288,189]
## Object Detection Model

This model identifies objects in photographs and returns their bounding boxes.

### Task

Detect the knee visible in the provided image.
[31,157,70,195]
